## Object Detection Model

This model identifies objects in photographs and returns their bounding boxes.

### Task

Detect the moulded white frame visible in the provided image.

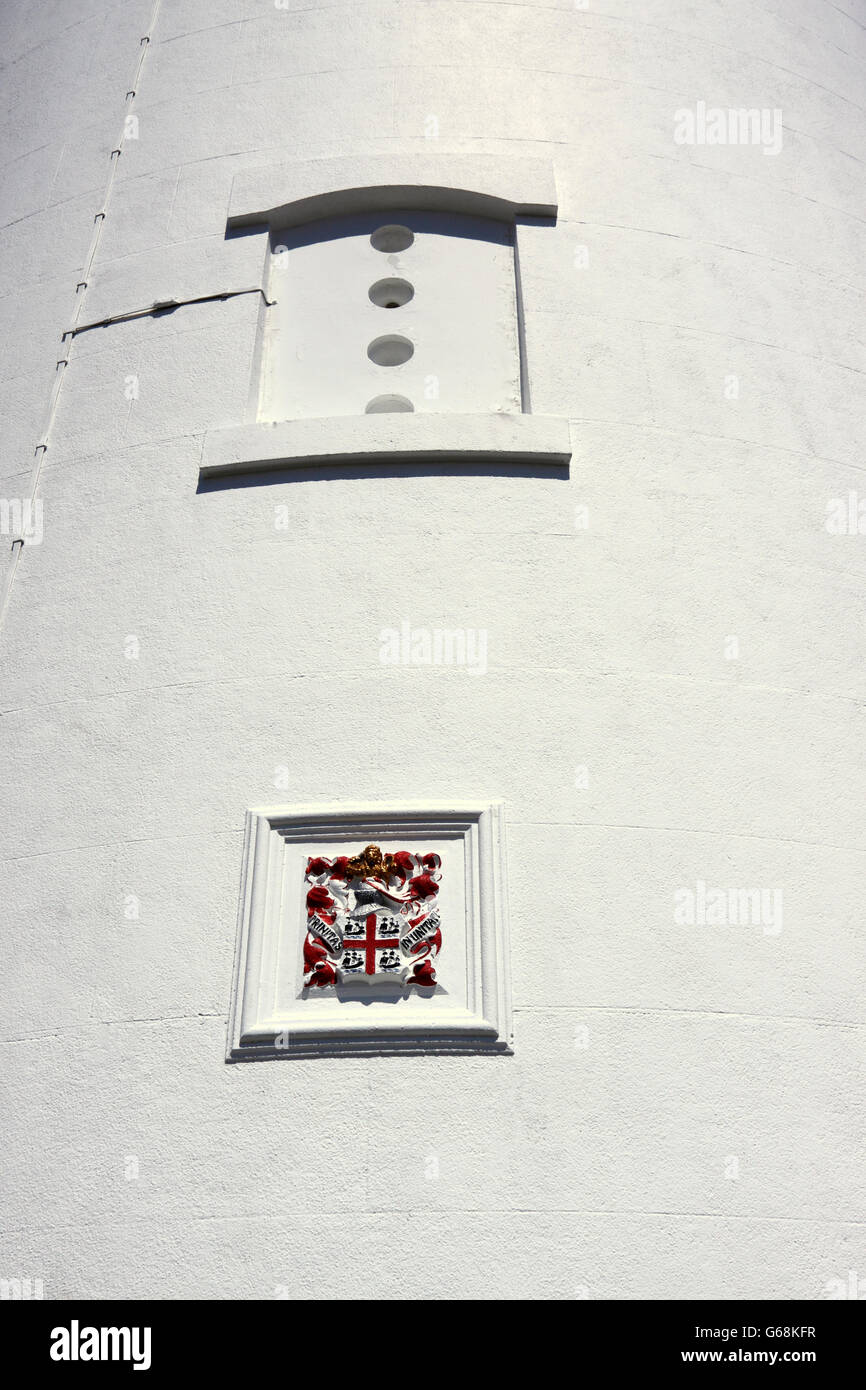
[201,413,571,477]
[199,155,569,477]
[227,801,512,1059]
[225,153,558,228]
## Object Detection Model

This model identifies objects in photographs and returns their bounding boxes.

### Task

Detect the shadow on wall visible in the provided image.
[196,460,571,492]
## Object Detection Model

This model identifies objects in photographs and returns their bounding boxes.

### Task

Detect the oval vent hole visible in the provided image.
[365,395,414,414]
[367,334,414,367]
[369,278,414,308]
[370,224,414,253]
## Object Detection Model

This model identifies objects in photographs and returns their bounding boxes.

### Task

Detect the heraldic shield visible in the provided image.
[303,844,442,989]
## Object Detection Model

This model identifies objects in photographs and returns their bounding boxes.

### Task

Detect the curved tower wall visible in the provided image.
[1,0,865,1297]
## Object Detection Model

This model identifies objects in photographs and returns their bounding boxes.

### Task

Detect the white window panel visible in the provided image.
[259,210,521,422]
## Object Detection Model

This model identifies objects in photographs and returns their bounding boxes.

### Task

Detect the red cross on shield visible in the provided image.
[340,912,402,977]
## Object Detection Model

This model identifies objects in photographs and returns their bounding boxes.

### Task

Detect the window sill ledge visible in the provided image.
[200,413,572,478]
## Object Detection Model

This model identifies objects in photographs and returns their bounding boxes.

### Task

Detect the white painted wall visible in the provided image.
[1,0,865,1300]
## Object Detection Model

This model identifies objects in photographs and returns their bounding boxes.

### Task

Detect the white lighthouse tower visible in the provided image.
[1,0,865,1299]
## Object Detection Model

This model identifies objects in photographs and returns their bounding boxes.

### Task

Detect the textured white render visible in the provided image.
[1,0,865,1302]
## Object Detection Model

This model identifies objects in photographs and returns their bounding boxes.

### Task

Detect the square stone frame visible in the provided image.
[227,801,512,1059]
